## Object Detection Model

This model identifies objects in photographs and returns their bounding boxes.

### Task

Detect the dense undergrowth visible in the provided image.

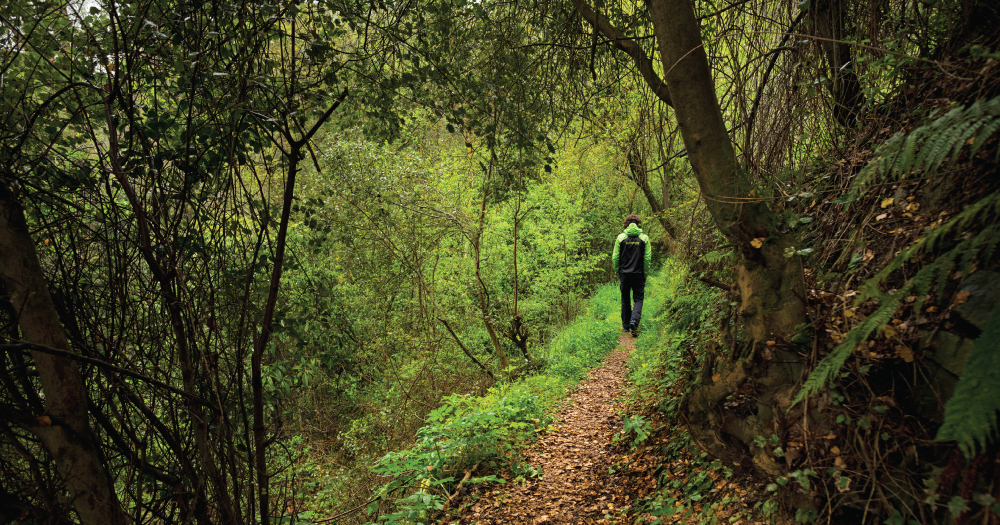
[614,85,1000,524]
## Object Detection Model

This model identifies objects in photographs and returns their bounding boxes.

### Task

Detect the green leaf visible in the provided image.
[884,510,904,525]
[947,496,970,517]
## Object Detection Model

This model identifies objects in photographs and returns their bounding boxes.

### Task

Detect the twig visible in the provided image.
[443,465,478,512]
[313,498,377,523]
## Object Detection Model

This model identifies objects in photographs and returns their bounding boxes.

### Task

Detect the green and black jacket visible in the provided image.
[612,223,651,274]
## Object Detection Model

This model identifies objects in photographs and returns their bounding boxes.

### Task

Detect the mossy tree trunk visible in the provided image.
[647,0,815,496]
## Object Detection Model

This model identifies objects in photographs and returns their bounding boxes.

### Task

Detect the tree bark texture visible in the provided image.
[0,185,127,525]
[647,0,814,494]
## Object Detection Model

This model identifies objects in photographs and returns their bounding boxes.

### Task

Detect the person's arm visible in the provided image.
[611,234,622,273]
[642,234,652,273]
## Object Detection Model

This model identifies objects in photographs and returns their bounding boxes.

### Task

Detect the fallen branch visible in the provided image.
[443,465,478,512]
[698,276,735,292]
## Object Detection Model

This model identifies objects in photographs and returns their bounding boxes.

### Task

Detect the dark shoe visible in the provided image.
[629,323,638,337]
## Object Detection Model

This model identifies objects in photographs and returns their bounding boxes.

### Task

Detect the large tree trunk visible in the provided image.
[0,185,127,525]
[648,0,805,342]
[647,0,810,495]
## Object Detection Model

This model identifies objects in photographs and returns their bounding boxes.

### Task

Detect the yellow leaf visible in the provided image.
[712,373,721,383]
[766,340,776,346]
[896,345,914,363]
[830,446,841,455]
[953,290,971,305]
[750,238,763,248]
[844,308,856,318]
[880,197,894,208]
[883,325,898,338]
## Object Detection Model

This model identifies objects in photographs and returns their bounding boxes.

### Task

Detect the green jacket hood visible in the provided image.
[624,223,643,236]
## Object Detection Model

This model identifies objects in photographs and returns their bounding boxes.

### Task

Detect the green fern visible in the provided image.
[795,97,1000,407]
[842,96,1000,203]
[794,191,1000,406]
[936,305,1000,458]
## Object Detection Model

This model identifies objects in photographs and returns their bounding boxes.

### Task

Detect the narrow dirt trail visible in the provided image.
[461,334,636,524]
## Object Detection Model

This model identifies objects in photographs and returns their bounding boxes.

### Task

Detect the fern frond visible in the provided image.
[936,305,1000,458]
[793,296,901,405]
[859,192,1000,304]
[843,96,1000,203]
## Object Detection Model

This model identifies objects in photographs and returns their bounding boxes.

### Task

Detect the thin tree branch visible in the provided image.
[0,342,209,404]
[439,318,496,381]
[698,276,735,292]
[570,0,674,107]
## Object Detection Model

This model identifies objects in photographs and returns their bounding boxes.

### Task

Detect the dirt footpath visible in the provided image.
[460,334,636,524]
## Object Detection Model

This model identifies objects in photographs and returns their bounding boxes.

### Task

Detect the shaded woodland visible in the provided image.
[1,0,999,522]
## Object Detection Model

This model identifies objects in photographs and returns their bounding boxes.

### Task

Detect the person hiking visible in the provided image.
[612,214,651,337]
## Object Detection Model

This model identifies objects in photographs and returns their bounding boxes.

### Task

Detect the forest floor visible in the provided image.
[456,333,640,524]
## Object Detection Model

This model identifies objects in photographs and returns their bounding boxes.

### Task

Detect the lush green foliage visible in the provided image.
[626,261,721,410]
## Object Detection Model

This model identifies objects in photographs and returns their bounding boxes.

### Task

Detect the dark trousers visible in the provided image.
[620,273,646,329]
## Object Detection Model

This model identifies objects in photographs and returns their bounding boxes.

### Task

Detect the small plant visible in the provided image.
[614,415,653,447]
